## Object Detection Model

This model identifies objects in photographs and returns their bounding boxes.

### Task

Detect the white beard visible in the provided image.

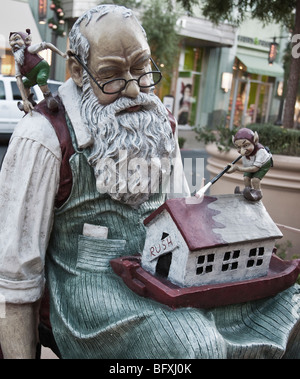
[80,74,176,208]
[13,45,25,66]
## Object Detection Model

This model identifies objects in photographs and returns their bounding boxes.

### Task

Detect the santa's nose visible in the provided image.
[121,80,140,99]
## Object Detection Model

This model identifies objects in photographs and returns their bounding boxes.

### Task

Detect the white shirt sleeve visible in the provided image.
[242,148,271,168]
[27,42,47,55]
[253,148,271,167]
[0,113,61,303]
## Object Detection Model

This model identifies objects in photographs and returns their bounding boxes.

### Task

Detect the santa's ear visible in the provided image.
[253,131,259,144]
[67,50,83,88]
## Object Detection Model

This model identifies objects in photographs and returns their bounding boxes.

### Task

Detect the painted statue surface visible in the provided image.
[0,5,299,359]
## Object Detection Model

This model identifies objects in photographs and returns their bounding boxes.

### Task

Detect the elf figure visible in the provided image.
[227,128,273,201]
[9,29,67,114]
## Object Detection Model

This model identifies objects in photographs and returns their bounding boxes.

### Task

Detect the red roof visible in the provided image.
[143,196,226,251]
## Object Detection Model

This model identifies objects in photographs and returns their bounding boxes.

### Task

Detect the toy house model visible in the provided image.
[141,194,283,287]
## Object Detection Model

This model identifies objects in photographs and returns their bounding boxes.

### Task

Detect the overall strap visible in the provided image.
[34,97,75,208]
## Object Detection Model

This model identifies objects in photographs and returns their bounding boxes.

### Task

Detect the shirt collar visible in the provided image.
[58,78,93,149]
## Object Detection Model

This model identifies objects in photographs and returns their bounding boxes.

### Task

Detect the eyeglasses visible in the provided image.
[71,53,162,95]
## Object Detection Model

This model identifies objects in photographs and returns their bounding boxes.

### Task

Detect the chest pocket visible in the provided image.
[76,235,126,273]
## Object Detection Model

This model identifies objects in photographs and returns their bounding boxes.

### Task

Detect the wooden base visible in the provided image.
[110,254,300,309]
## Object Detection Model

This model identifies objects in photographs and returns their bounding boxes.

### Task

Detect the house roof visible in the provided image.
[143,194,283,251]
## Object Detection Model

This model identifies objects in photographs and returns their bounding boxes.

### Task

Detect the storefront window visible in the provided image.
[183,46,202,72]
[174,47,203,126]
[228,59,275,128]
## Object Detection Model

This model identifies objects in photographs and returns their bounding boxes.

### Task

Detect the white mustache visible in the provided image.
[102,92,158,116]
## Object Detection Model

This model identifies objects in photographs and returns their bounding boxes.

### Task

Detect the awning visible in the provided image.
[0,0,42,52]
[178,16,237,47]
[237,53,284,77]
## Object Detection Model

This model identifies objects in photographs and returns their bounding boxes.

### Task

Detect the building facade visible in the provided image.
[169,13,286,131]
[170,15,237,130]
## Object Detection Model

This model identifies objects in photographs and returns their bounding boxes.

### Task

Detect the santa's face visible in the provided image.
[80,10,152,106]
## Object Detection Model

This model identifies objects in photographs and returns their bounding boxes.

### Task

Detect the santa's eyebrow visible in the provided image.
[96,50,150,67]
[132,54,151,65]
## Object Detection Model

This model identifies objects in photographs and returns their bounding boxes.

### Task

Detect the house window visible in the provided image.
[247,247,264,268]
[196,254,214,275]
[222,250,240,271]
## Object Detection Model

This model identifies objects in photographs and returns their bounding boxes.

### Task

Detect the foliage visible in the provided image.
[48,0,66,37]
[195,123,300,156]
[195,125,239,152]
[247,123,300,156]
[178,137,186,149]
[141,0,181,70]
[200,0,297,28]
[174,0,199,14]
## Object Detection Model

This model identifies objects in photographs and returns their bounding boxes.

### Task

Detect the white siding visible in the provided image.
[183,240,274,287]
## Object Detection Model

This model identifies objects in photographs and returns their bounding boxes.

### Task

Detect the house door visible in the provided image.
[155,253,172,278]
[229,76,273,129]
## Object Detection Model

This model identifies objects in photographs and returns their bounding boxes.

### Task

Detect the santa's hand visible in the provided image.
[227,164,238,174]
